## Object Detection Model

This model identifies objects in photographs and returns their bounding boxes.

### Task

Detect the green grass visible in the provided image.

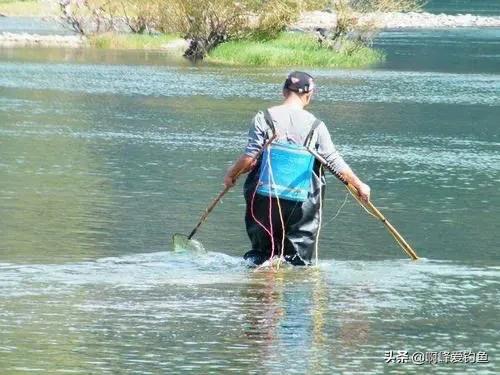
[0,0,53,17]
[208,32,384,68]
[88,33,180,50]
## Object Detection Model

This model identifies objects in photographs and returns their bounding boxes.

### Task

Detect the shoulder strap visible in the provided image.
[262,109,276,138]
[304,119,322,148]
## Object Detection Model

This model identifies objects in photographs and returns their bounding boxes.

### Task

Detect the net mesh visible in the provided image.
[172,234,206,253]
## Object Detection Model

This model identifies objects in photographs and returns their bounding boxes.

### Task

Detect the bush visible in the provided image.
[118,0,162,34]
[208,32,383,67]
[247,0,330,40]
[56,0,333,59]
[58,0,165,35]
[157,0,331,61]
[58,0,120,35]
[56,0,420,63]
[156,0,250,61]
[88,32,178,49]
[321,0,424,52]
[248,0,301,40]
[350,0,424,12]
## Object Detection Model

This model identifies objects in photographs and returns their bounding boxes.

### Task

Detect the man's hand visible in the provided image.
[338,168,371,203]
[223,155,257,189]
[223,174,236,189]
[357,182,371,203]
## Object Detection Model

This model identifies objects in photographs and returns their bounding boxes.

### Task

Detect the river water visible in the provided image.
[1,25,499,374]
[425,0,500,16]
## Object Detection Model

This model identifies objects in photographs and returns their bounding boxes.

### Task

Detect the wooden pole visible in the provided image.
[184,135,277,240]
[309,148,419,261]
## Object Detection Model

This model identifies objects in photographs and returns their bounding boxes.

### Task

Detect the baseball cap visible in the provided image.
[283,71,315,94]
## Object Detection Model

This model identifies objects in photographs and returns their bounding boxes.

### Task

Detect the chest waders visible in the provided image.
[243,109,323,266]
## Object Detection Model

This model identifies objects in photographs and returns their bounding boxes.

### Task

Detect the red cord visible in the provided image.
[250,153,275,258]
[249,144,288,263]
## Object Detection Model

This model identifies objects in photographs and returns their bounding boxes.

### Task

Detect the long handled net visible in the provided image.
[172,233,206,253]
[172,135,277,253]
[308,148,419,261]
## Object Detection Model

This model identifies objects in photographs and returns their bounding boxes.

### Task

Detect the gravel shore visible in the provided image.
[294,11,500,30]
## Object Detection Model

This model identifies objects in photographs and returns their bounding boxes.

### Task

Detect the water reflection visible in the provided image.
[242,267,375,374]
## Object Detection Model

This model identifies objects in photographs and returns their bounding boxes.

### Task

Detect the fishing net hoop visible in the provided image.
[172,233,207,253]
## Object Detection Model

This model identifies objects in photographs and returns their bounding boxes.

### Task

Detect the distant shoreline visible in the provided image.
[1,11,499,50]
[294,11,500,30]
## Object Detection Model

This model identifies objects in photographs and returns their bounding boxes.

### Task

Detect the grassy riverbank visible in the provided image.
[88,32,384,68]
[208,33,384,68]
[0,1,384,69]
[88,33,180,50]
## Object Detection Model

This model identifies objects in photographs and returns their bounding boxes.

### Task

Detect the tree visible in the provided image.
[157,0,249,61]
[58,0,119,35]
[318,0,423,54]
[119,0,162,34]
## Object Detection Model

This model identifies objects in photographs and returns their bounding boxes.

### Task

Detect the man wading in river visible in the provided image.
[224,72,371,266]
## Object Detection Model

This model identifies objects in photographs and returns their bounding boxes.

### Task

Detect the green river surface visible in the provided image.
[0,25,499,374]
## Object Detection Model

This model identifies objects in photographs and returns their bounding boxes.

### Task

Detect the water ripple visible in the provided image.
[1,62,499,105]
[0,254,498,373]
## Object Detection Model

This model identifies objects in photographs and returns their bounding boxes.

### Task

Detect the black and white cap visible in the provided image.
[283,71,315,93]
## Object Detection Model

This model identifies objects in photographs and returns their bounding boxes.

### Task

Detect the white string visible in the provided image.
[324,191,350,226]
[346,186,378,218]
[314,166,323,267]
[267,149,286,269]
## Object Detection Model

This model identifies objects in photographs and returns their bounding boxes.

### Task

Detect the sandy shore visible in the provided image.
[1,11,499,48]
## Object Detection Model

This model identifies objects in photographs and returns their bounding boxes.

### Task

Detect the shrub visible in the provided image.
[208,32,383,67]
[350,0,424,12]
[88,32,178,49]
[319,0,424,53]
[156,0,250,61]
[249,0,302,41]
[57,0,419,63]
[157,0,331,61]
[118,0,163,34]
[58,0,121,35]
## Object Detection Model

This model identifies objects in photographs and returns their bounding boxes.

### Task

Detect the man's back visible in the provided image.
[267,105,317,146]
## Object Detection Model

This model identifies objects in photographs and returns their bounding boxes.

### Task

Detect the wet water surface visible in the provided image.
[1,27,499,374]
[425,0,500,16]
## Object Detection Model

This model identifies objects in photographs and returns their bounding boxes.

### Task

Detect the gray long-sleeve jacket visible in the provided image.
[244,106,349,175]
